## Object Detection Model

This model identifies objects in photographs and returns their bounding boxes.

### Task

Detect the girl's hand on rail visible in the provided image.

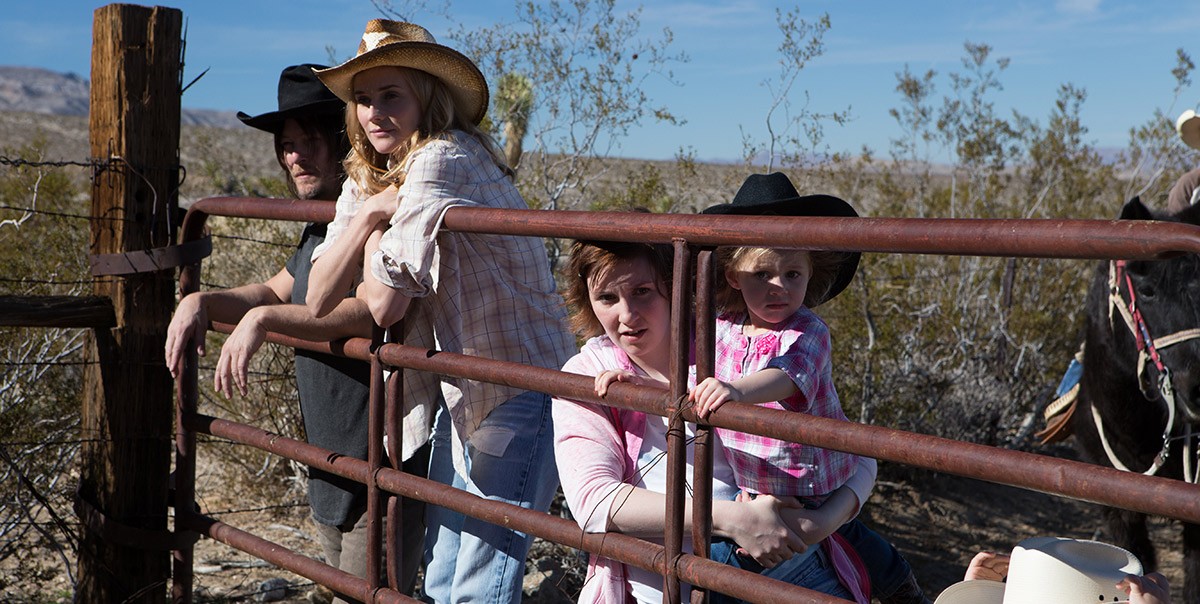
[213,307,268,398]
[690,377,741,420]
[720,493,807,568]
[165,293,207,379]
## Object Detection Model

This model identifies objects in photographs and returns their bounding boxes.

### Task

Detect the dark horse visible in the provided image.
[1072,196,1200,600]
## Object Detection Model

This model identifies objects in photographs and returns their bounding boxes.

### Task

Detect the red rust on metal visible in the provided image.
[179,513,415,603]
[188,410,841,603]
[690,247,716,604]
[206,319,1200,526]
[441,207,1200,259]
[705,403,1200,525]
[174,196,1200,603]
[663,239,693,602]
[366,326,386,590]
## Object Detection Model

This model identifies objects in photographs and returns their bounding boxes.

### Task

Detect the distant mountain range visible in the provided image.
[0,65,242,128]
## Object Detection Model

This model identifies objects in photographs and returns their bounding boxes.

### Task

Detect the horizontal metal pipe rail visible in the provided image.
[184,411,842,604]
[184,196,1200,259]
[171,196,1200,604]
[242,329,1200,526]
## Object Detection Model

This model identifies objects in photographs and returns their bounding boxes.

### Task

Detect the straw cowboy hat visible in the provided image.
[315,20,489,125]
[702,172,861,307]
[1177,109,1200,150]
[934,537,1142,604]
[237,64,344,133]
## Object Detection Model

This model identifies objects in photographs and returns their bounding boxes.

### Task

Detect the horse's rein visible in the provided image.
[1101,260,1200,482]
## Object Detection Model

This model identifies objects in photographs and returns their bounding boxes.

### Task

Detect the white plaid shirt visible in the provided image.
[314,131,574,473]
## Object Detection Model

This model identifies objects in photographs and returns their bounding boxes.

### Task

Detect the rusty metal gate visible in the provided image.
[169,197,1200,603]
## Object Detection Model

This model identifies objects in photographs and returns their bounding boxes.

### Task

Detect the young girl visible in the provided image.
[698,172,931,604]
[305,20,575,603]
[553,234,876,604]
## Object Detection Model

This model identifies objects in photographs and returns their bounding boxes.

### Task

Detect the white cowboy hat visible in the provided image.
[1177,109,1200,150]
[934,537,1142,604]
[315,20,489,125]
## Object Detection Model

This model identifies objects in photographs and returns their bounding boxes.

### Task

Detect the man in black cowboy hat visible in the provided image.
[164,64,428,601]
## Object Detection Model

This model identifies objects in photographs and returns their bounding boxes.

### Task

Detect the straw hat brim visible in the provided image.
[315,42,489,125]
[1178,110,1200,150]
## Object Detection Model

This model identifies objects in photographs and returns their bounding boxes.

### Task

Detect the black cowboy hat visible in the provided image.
[237,64,345,133]
[702,172,861,306]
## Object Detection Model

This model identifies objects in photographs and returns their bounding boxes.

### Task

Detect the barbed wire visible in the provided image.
[0,520,81,529]
[0,276,93,286]
[0,359,99,367]
[0,156,109,170]
[0,435,169,448]
[0,154,182,178]
[210,232,296,249]
[0,203,122,224]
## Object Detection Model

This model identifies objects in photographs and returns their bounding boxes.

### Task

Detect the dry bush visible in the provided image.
[0,141,90,599]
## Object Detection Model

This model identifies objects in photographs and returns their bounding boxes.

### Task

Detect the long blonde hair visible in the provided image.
[343,66,511,195]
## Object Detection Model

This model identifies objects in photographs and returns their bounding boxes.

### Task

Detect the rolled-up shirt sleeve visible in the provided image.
[369,141,469,298]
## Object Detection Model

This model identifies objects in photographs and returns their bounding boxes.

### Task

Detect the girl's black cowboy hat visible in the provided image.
[702,172,861,306]
[237,64,345,133]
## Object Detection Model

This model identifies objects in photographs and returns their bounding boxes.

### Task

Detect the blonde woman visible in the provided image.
[306,20,574,603]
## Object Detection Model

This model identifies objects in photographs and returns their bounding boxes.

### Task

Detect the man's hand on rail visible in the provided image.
[214,307,268,398]
[165,293,208,379]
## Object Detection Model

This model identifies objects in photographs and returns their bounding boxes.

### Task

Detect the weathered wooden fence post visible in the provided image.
[78,4,182,601]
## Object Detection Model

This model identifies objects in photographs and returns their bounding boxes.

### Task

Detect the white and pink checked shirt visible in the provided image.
[313,131,574,474]
[554,334,875,604]
[704,307,858,498]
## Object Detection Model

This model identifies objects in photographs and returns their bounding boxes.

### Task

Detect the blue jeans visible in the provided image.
[421,391,560,603]
[708,537,853,603]
[837,519,911,599]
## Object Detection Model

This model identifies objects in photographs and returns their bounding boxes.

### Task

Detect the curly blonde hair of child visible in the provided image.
[342,66,511,195]
[714,246,853,313]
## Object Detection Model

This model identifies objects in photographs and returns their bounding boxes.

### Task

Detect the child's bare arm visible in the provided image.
[777,485,859,546]
[691,368,796,419]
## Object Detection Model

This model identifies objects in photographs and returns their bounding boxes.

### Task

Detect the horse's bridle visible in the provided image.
[1097,259,1200,482]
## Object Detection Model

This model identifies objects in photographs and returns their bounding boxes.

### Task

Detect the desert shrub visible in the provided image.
[809,46,1191,450]
[0,139,89,595]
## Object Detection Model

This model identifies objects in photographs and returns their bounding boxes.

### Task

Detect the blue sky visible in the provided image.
[7,1,1200,162]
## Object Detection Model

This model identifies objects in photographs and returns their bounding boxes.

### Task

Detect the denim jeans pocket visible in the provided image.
[468,424,516,457]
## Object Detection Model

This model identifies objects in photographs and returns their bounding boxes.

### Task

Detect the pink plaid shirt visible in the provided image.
[705,307,858,498]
